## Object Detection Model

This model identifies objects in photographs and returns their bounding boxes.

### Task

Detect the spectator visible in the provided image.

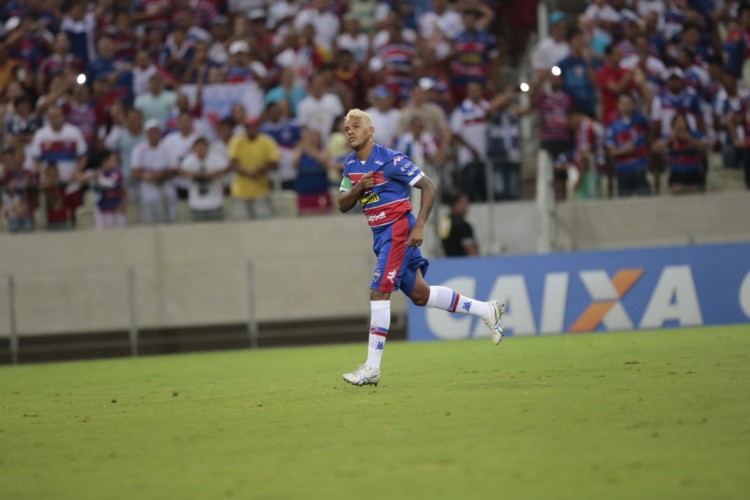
[326,114,348,186]
[179,136,230,222]
[264,67,307,117]
[207,15,231,66]
[128,50,159,98]
[297,73,344,142]
[5,94,42,151]
[438,190,479,257]
[291,127,333,215]
[395,115,442,182]
[531,11,570,83]
[418,0,464,42]
[261,99,302,191]
[374,19,417,104]
[40,161,74,230]
[606,93,652,197]
[37,33,82,96]
[1,145,37,233]
[332,49,367,110]
[131,119,179,224]
[104,107,145,207]
[450,81,490,201]
[533,67,574,164]
[652,112,708,195]
[61,1,97,69]
[134,73,177,126]
[558,27,601,118]
[397,78,451,148]
[567,107,606,199]
[82,149,128,229]
[450,6,500,104]
[486,84,522,201]
[29,105,87,226]
[714,68,748,169]
[293,0,341,54]
[88,34,127,84]
[335,16,370,65]
[597,42,649,125]
[365,86,401,148]
[228,115,280,220]
[159,27,195,82]
[108,11,139,64]
[650,67,705,139]
[620,33,666,97]
[162,110,203,196]
[727,97,750,189]
[62,82,98,158]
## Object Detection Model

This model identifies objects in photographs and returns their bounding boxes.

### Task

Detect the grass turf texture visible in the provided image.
[1,326,749,500]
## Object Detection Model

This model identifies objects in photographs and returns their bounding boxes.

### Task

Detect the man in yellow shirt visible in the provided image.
[228,116,280,219]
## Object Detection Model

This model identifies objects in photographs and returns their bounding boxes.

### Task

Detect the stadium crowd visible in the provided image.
[0,0,748,233]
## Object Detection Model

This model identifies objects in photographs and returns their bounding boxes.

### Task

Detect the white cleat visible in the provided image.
[343,364,380,386]
[484,300,505,345]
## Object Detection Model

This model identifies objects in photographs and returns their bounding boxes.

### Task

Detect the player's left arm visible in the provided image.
[409,174,437,247]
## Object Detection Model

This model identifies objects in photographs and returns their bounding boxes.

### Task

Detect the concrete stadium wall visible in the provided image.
[0,191,748,337]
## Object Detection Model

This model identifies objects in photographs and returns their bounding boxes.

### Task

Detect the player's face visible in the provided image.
[344,117,373,152]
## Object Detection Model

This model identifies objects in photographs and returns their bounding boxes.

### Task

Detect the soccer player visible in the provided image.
[338,109,504,387]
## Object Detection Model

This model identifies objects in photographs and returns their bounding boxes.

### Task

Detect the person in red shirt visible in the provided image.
[597,43,650,125]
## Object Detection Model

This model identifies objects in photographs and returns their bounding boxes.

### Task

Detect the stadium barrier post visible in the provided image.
[246,259,259,349]
[536,149,556,253]
[8,275,18,365]
[128,268,139,357]
[485,158,497,253]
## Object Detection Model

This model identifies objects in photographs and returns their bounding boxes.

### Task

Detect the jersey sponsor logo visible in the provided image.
[359,192,380,205]
[374,160,384,165]
[367,211,387,223]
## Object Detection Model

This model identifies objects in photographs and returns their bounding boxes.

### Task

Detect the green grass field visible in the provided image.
[1,326,749,500]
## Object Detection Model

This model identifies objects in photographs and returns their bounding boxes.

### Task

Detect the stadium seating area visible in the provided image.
[0,0,748,234]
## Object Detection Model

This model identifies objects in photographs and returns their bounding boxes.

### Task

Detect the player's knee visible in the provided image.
[410,288,429,307]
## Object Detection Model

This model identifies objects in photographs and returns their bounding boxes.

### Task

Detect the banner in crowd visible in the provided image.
[180,82,264,125]
[408,242,750,341]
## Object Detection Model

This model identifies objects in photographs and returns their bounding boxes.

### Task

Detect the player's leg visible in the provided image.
[409,268,505,345]
[343,220,408,386]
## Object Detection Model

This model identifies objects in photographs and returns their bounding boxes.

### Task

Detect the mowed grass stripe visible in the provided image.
[0,325,748,500]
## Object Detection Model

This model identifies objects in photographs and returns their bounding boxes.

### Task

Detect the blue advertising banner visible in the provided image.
[408,242,750,341]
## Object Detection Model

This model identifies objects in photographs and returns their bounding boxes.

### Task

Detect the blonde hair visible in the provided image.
[344,108,373,128]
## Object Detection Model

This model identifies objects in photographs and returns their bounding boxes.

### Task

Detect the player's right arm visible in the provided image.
[338,171,374,213]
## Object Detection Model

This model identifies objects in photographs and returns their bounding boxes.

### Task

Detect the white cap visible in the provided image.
[144,119,161,130]
[229,40,249,55]
[664,67,684,80]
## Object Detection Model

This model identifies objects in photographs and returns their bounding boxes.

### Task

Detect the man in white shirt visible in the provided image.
[162,110,201,192]
[179,137,230,221]
[29,105,88,225]
[531,11,570,83]
[131,119,179,224]
[365,86,401,148]
[293,0,340,53]
[297,73,344,141]
[450,81,491,201]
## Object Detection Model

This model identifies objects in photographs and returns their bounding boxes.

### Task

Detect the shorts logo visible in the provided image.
[367,211,386,223]
[387,270,397,283]
[373,268,381,282]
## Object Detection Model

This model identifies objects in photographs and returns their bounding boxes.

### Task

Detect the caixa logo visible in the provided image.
[426,265,736,340]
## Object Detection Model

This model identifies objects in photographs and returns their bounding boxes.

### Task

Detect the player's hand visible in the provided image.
[408,226,424,247]
[359,171,375,191]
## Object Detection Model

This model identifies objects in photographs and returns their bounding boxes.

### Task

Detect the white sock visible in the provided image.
[426,286,492,318]
[365,300,390,371]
